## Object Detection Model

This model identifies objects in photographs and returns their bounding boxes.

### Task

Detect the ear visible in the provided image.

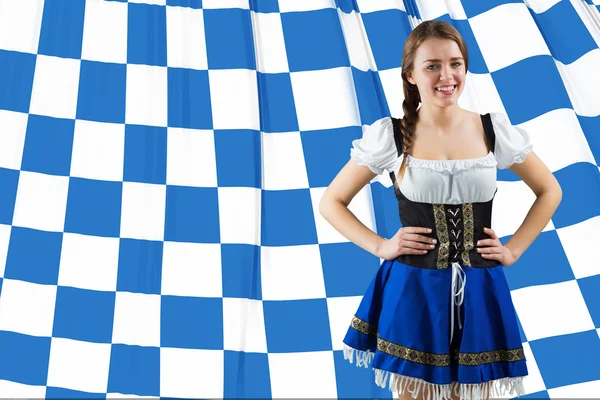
[406,71,416,86]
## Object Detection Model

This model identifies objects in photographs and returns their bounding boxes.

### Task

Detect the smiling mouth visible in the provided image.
[436,85,457,92]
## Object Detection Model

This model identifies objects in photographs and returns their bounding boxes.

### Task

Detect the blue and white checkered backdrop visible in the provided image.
[0,0,599,398]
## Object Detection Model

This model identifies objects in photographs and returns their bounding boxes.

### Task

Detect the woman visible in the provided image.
[319,21,562,400]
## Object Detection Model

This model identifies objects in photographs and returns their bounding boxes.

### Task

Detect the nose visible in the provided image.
[439,65,452,81]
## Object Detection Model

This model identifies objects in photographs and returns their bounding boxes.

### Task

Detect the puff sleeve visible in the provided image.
[350,117,398,175]
[490,112,533,169]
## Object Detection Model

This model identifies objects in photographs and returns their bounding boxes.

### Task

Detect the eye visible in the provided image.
[452,62,462,67]
[426,65,439,71]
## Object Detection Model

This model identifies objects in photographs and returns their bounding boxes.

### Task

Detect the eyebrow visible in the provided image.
[423,57,464,64]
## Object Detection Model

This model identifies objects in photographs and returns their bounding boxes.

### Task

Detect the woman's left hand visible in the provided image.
[476,227,518,267]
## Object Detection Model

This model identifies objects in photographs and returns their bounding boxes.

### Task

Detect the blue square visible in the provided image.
[520,391,550,399]
[302,125,359,188]
[552,163,600,228]
[257,73,298,133]
[166,0,203,8]
[127,3,167,66]
[263,299,331,352]
[108,344,160,396]
[281,9,349,72]
[531,1,597,65]
[352,69,390,127]
[221,244,262,300]
[161,296,223,349]
[214,129,261,188]
[53,286,115,343]
[492,56,572,125]
[453,19,488,74]
[204,8,256,70]
[167,68,212,129]
[0,331,51,386]
[334,350,391,399]
[321,242,381,297]
[164,186,219,243]
[22,115,74,176]
[371,184,401,240]
[362,10,411,71]
[5,227,62,285]
[124,125,167,184]
[503,230,574,291]
[38,0,85,58]
[261,189,317,246]
[0,168,19,225]
[578,115,600,168]
[462,0,522,18]
[578,274,600,328]
[77,61,126,124]
[117,238,163,295]
[64,178,122,237]
[336,0,359,13]
[249,0,279,13]
[529,330,600,389]
[0,50,36,113]
[224,351,271,398]
[46,387,105,399]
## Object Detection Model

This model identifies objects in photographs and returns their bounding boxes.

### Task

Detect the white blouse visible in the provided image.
[350,112,533,205]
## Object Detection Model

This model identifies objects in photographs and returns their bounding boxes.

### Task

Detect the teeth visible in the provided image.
[436,86,455,92]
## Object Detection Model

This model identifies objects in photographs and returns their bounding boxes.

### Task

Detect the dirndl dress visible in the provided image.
[344,113,531,399]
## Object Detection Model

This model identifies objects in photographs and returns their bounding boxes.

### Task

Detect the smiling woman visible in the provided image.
[319,19,562,400]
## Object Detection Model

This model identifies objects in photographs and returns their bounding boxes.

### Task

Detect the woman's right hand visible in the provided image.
[376,227,437,260]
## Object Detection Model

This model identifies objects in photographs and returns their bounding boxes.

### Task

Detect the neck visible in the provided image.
[417,103,464,131]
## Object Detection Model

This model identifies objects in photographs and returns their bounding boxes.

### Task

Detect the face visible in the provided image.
[406,38,466,108]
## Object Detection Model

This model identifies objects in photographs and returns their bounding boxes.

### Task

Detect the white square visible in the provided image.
[262,132,309,190]
[47,337,111,393]
[458,72,507,116]
[547,379,600,398]
[0,380,46,398]
[12,171,69,233]
[556,215,600,279]
[120,182,166,241]
[511,280,595,341]
[166,127,217,187]
[268,352,337,398]
[251,11,289,74]
[312,185,377,244]
[29,55,81,119]
[415,0,451,20]
[261,244,326,300]
[0,110,27,170]
[70,120,125,182]
[354,0,405,13]
[0,224,10,277]
[208,69,259,130]
[125,64,167,127]
[379,67,404,115]
[107,395,158,399]
[291,68,361,132]
[166,6,207,70]
[492,180,554,240]
[442,0,467,19]
[160,348,224,399]
[223,298,267,353]
[58,233,120,292]
[517,108,596,172]
[0,0,44,53]
[81,0,127,64]
[555,49,600,117]
[469,3,550,72]
[129,0,166,5]
[338,10,376,72]
[0,279,57,337]
[326,296,363,351]
[161,242,222,297]
[277,0,336,12]
[112,291,161,347]
[218,187,261,245]
[520,342,547,396]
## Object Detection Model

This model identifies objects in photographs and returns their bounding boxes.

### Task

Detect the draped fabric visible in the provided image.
[0,0,598,398]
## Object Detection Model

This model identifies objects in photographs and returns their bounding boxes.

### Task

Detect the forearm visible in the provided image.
[505,189,562,259]
[319,198,385,257]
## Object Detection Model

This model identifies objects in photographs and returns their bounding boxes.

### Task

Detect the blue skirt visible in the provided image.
[343,259,528,400]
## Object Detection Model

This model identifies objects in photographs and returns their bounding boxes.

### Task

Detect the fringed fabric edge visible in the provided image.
[343,343,525,400]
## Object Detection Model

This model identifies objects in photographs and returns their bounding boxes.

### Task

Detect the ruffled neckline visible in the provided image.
[405,151,497,173]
